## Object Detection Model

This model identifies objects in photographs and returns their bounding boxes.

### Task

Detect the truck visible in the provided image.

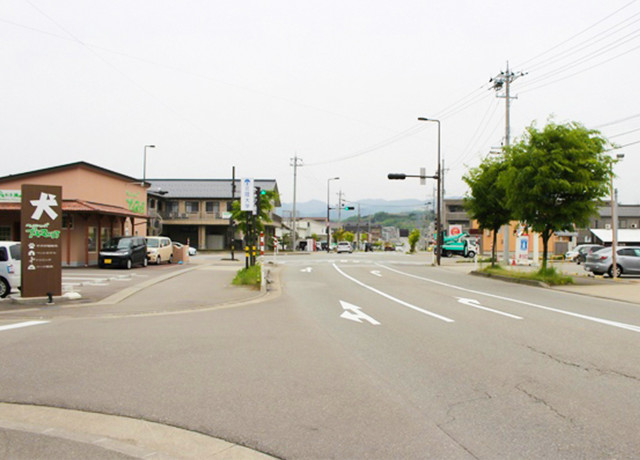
[437,232,478,258]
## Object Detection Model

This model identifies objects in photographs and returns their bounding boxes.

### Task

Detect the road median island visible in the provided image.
[470,265,573,287]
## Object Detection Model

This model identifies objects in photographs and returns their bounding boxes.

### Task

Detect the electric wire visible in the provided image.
[594,113,640,128]
[608,127,640,138]
[516,0,638,68]
[448,98,500,169]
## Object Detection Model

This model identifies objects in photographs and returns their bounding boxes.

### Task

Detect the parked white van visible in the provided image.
[146,236,173,264]
[0,241,21,298]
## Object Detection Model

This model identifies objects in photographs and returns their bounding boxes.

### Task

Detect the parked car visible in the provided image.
[99,236,148,269]
[336,241,353,254]
[0,241,21,298]
[146,236,174,264]
[584,246,640,277]
[566,244,604,263]
[575,244,605,264]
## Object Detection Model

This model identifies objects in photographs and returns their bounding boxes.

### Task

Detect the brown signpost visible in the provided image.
[21,184,63,298]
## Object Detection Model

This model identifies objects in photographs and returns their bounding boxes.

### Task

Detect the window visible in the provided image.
[167,201,179,213]
[0,247,7,262]
[227,201,234,212]
[0,226,10,241]
[149,198,156,209]
[185,201,199,213]
[88,227,97,252]
[206,201,220,215]
[62,214,74,229]
[100,228,111,249]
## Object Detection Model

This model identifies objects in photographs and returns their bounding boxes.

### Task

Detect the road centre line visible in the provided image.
[376,263,640,334]
[332,264,454,323]
[0,321,49,332]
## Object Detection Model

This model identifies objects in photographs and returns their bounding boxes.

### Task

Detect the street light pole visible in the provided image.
[611,153,624,279]
[417,117,442,266]
[142,145,156,187]
[327,177,339,252]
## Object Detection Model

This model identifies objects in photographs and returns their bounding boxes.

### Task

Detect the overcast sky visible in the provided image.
[3,0,639,208]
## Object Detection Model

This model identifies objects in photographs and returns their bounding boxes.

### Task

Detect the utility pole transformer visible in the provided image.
[491,61,526,263]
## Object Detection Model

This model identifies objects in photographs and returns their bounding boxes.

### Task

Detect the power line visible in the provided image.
[516,0,639,68]
[595,113,640,128]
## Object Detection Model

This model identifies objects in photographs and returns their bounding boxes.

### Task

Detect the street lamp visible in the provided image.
[327,177,340,252]
[611,153,624,279]
[417,117,442,266]
[142,145,156,187]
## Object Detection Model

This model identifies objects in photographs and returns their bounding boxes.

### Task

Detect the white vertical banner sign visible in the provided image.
[516,236,529,265]
[240,178,254,211]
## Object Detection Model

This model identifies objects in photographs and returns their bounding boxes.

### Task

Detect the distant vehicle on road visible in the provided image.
[336,241,353,254]
[584,246,640,277]
[0,241,21,298]
[99,236,148,269]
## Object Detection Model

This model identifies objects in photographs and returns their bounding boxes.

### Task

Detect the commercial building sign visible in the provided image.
[21,184,62,297]
[0,189,21,202]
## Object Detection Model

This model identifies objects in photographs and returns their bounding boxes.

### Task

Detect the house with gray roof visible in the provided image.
[147,179,280,251]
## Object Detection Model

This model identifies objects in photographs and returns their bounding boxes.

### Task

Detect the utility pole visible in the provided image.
[337,190,344,224]
[290,155,303,251]
[491,61,526,264]
[230,166,236,260]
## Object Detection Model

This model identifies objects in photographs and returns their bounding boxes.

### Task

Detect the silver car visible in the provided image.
[584,246,640,277]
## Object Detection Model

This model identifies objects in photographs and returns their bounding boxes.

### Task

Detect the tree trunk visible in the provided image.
[541,228,551,270]
[491,228,498,267]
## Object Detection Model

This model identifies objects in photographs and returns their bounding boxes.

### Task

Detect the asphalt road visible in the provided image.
[1,252,639,458]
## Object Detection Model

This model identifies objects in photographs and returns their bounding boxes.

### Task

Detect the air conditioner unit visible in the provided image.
[632,223,638,229]
[605,224,611,230]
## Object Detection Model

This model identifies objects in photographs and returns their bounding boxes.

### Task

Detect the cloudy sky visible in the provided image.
[3,0,639,207]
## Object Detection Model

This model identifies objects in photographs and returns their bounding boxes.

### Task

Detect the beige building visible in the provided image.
[0,162,148,266]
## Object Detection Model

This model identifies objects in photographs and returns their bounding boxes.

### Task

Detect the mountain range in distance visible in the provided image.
[277,198,435,218]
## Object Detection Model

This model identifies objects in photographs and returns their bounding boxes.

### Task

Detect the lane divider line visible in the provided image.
[377,263,640,334]
[332,264,454,323]
[0,321,50,332]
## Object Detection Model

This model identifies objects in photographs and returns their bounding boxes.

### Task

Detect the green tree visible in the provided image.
[231,189,278,236]
[343,231,355,243]
[463,156,512,267]
[332,228,346,242]
[408,228,420,253]
[501,120,611,269]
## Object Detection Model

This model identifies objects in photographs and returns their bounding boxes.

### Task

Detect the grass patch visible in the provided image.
[479,265,573,286]
[233,264,261,287]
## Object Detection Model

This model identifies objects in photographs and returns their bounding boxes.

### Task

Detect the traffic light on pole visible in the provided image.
[343,206,354,211]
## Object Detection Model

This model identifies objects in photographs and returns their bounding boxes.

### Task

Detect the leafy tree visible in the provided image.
[463,156,512,267]
[332,228,346,242]
[501,120,611,269]
[231,189,278,236]
[408,228,420,253]
[343,231,355,243]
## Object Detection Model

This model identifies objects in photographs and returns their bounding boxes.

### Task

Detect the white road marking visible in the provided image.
[377,263,640,334]
[333,264,454,323]
[0,321,49,332]
[456,297,523,320]
[300,267,313,273]
[370,270,382,277]
[340,300,381,325]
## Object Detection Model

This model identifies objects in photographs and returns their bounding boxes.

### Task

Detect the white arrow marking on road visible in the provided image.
[370,270,382,277]
[340,300,381,325]
[0,321,49,332]
[300,267,313,273]
[456,298,523,320]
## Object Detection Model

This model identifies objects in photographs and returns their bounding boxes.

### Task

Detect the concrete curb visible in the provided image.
[470,270,550,288]
[0,403,277,459]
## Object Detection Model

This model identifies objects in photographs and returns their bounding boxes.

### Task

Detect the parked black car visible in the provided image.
[99,236,148,269]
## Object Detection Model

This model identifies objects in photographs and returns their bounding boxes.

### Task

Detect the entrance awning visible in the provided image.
[590,228,640,244]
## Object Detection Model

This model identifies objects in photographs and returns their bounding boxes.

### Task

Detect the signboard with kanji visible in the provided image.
[21,184,63,297]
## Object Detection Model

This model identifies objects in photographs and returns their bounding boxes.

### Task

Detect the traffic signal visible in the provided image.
[343,206,354,211]
[387,173,407,180]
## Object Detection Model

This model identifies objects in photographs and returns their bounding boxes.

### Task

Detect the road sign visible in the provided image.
[240,178,254,211]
